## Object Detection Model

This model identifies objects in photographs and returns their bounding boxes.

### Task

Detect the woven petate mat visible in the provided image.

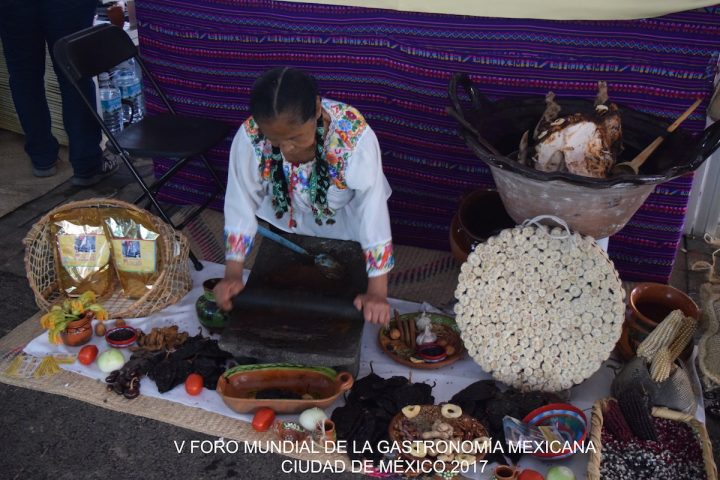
[175,207,461,308]
[700,282,720,388]
[0,312,347,464]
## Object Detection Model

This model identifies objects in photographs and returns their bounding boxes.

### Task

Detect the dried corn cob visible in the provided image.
[649,348,673,382]
[618,387,657,441]
[603,399,634,442]
[636,309,683,361]
[667,315,696,361]
[649,315,697,382]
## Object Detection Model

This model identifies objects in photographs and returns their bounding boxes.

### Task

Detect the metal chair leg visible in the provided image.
[189,250,204,271]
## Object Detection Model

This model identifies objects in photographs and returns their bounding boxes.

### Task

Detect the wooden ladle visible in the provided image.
[611,98,702,176]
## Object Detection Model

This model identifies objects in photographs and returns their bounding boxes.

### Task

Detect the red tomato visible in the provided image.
[77,345,98,365]
[252,408,276,432]
[519,470,545,480]
[184,373,204,395]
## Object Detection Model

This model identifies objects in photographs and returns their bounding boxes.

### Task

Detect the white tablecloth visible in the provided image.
[24,260,703,479]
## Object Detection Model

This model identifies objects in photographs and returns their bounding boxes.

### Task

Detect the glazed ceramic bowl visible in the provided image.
[522,403,588,460]
[105,326,138,348]
[216,363,354,413]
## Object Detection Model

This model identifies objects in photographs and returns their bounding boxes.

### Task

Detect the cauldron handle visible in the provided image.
[695,118,720,161]
[448,72,493,119]
[448,73,501,159]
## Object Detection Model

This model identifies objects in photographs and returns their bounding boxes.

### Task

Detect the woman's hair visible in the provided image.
[250,67,318,123]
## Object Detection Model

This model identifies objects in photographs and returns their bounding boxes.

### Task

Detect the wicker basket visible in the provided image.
[587,398,718,480]
[24,198,192,319]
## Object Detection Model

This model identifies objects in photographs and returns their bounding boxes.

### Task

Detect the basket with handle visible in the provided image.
[23,198,192,318]
[587,397,717,480]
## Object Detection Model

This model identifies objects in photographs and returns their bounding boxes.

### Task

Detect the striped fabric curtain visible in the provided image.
[135,0,720,282]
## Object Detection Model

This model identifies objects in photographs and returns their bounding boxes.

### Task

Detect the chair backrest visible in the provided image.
[53,24,137,82]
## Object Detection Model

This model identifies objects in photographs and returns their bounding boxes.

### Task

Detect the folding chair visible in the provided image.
[53,24,230,271]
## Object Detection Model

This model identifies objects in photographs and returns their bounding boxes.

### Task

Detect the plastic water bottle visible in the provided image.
[113,59,145,123]
[98,72,123,136]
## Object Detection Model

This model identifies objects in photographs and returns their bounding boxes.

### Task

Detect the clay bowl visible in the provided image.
[105,326,138,348]
[522,403,588,460]
[378,312,465,370]
[617,283,699,360]
[216,364,353,414]
[388,405,489,479]
[60,316,93,347]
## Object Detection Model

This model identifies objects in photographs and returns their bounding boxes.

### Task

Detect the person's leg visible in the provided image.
[0,0,59,173]
[42,0,103,179]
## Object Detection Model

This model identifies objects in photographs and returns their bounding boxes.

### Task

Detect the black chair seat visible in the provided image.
[117,114,231,158]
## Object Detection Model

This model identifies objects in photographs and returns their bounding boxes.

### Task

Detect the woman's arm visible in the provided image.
[216,123,265,311]
[215,260,245,311]
[353,273,390,324]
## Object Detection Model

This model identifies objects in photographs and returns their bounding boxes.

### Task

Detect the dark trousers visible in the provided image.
[0,0,101,177]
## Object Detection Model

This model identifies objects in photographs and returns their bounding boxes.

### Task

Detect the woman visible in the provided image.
[214,67,394,324]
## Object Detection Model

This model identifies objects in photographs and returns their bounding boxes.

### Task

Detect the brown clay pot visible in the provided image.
[60,316,93,347]
[449,190,515,263]
[617,282,699,360]
[493,465,519,480]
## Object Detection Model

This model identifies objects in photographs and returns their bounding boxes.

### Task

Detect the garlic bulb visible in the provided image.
[416,324,437,345]
[298,407,327,431]
[415,312,432,331]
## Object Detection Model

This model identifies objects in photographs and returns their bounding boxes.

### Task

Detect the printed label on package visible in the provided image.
[111,238,156,273]
[58,234,110,268]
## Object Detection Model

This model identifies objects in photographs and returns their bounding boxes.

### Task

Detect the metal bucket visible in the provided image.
[448,73,720,238]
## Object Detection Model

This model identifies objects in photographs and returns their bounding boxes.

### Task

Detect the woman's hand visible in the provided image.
[214,261,245,311]
[353,293,391,324]
[353,273,390,325]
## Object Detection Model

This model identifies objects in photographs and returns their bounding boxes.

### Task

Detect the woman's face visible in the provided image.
[257,99,321,161]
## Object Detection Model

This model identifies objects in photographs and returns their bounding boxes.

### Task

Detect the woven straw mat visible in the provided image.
[0,311,346,464]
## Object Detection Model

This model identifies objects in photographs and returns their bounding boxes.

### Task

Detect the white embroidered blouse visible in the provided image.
[224,98,394,277]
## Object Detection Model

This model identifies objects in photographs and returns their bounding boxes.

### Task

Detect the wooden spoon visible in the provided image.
[611,98,702,176]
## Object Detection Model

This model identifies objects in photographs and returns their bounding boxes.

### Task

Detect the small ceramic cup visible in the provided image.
[493,465,519,480]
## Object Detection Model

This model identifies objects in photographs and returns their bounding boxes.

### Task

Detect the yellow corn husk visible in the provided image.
[3,355,23,377]
[53,353,77,364]
[637,309,684,361]
[34,356,61,377]
[78,290,97,306]
[667,315,697,361]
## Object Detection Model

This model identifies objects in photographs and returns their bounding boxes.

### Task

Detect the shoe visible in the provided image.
[33,165,57,177]
[71,151,120,187]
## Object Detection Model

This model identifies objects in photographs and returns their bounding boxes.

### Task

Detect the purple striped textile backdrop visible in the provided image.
[135,0,720,282]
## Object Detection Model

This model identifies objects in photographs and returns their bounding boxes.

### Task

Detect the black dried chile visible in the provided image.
[331,371,434,465]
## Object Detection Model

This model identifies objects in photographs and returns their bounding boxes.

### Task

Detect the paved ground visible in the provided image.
[0,138,717,478]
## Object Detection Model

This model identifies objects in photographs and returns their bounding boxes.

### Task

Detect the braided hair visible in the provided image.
[250,67,334,225]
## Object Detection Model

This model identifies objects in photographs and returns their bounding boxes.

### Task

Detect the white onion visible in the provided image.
[298,407,327,431]
[97,348,125,373]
